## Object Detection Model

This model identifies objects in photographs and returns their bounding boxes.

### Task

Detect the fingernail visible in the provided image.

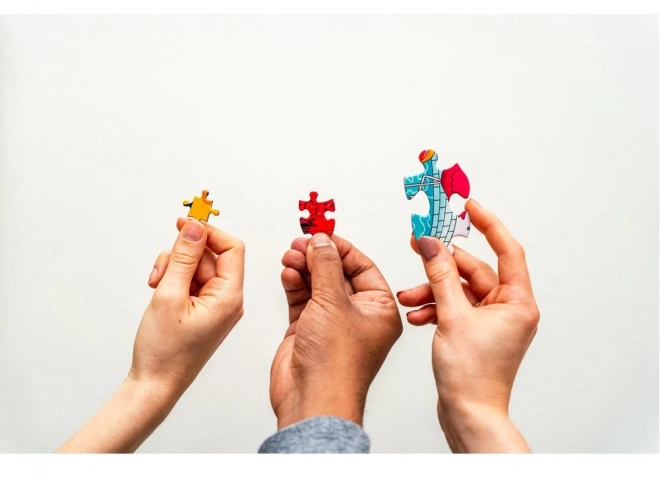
[417,236,440,261]
[148,267,157,285]
[311,233,332,248]
[182,220,203,242]
[396,290,405,297]
[470,198,480,207]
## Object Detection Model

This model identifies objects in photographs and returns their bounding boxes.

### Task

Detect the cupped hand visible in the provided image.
[270,233,402,429]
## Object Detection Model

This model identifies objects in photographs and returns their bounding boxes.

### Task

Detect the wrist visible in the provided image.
[125,368,183,418]
[122,376,178,422]
[438,401,531,453]
[276,385,366,430]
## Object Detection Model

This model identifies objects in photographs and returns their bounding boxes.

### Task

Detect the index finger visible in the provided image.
[331,234,392,295]
[465,199,531,287]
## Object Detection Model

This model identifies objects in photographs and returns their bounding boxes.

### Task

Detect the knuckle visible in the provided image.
[428,262,455,285]
[310,289,347,312]
[170,250,198,267]
[436,310,458,330]
[311,288,339,306]
[531,305,541,324]
[511,242,526,260]
[227,291,244,313]
[392,315,404,339]
[522,303,541,329]
[233,239,246,256]
[314,249,340,265]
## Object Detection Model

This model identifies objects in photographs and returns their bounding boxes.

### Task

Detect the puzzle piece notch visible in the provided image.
[299,191,336,235]
[403,149,471,246]
[183,190,220,222]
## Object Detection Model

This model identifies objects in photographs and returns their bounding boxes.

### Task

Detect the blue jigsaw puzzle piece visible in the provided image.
[403,149,472,246]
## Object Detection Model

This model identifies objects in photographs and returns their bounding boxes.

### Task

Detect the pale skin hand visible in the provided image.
[270,233,402,430]
[397,199,540,453]
[57,219,245,453]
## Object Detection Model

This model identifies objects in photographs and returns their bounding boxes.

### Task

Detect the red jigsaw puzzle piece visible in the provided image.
[299,191,336,235]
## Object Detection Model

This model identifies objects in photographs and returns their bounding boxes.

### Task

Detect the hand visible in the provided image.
[57,219,245,453]
[135,218,245,402]
[270,234,402,429]
[397,199,540,453]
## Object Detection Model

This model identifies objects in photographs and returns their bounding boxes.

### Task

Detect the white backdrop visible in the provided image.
[0,15,657,453]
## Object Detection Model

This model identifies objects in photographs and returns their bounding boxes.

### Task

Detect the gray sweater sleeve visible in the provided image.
[258,416,370,453]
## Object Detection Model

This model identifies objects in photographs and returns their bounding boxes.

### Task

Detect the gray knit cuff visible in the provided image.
[258,416,370,453]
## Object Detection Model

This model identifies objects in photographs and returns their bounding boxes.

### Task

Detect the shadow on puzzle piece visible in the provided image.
[403,149,471,247]
[182,190,220,222]
[299,191,335,235]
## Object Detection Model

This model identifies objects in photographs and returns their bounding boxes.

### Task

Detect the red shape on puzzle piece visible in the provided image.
[440,163,470,199]
[299,191,336,235]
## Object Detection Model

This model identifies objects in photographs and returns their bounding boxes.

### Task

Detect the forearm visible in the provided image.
[56,377,176,453]
[439,402,531,453]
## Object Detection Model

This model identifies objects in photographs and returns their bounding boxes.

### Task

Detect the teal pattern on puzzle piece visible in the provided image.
[403,149,472,246]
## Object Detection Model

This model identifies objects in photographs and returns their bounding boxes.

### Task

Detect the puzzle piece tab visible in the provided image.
[182,190,220,222]
[299,191,335,235]
[403,149,471,247]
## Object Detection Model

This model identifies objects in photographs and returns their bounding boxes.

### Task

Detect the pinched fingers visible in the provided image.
[285,238,354,295]
[149,218,245,296]
[291,235,391,295]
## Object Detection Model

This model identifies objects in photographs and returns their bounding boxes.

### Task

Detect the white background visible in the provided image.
[0,15,657,453]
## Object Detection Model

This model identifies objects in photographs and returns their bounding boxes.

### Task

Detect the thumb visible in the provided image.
[156,220,207,304]
[417,236,470,320]
[306,234,349,306]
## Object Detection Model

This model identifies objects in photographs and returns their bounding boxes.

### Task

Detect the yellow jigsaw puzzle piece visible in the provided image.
[183,190,220,222]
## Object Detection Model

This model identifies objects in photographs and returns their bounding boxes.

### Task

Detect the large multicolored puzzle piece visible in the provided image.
[299,191,335,235]
[403,149,471,246]
[182,190,220,222]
